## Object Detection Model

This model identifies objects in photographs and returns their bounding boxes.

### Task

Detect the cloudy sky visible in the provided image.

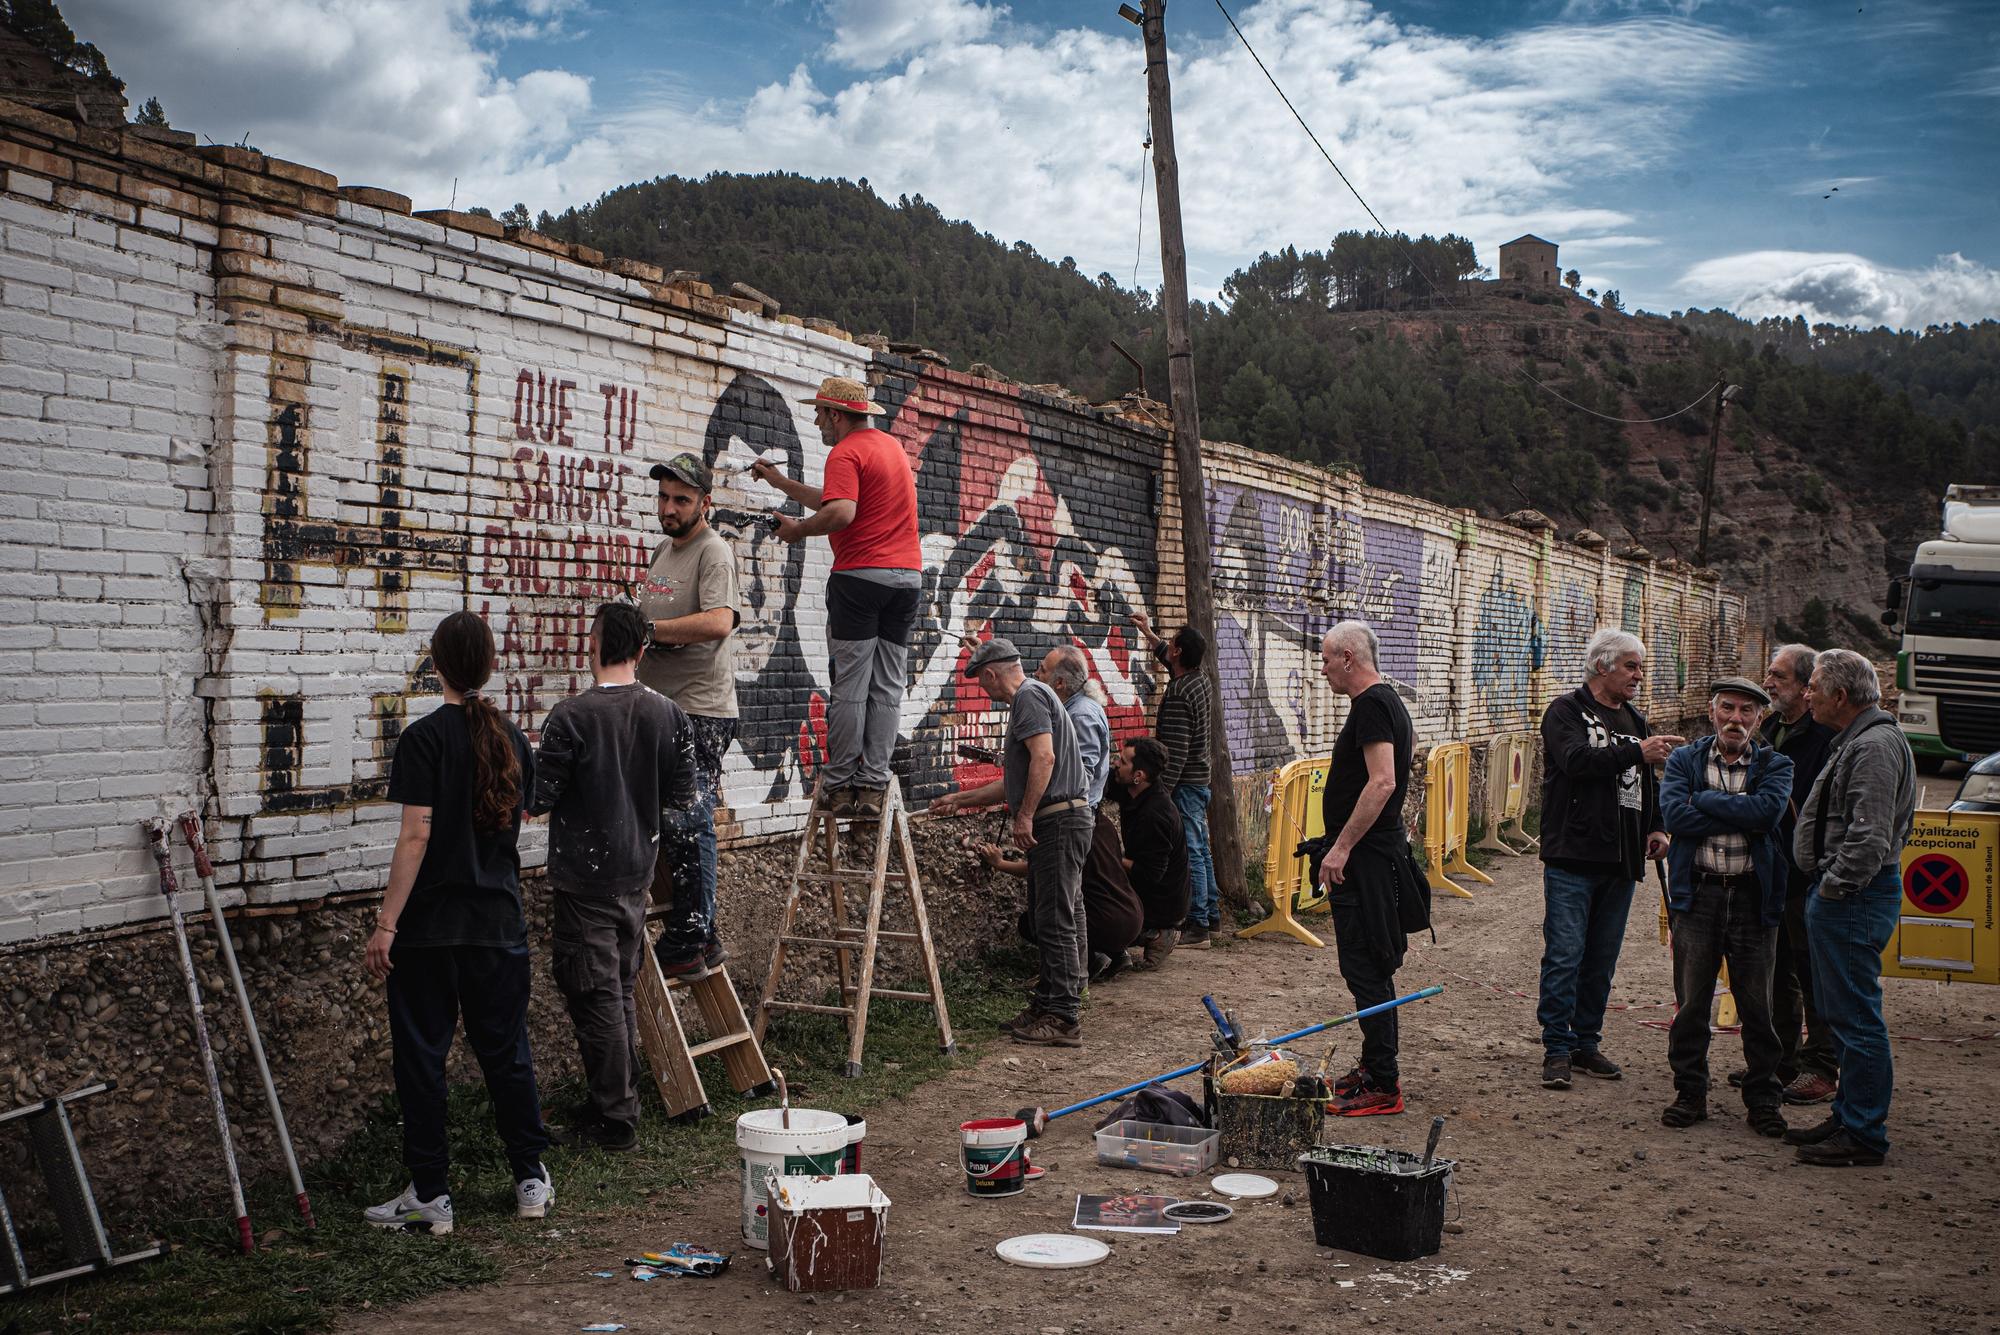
[65,0,2000,328]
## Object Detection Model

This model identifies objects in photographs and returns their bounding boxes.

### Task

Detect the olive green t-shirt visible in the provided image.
[635,527,740,718]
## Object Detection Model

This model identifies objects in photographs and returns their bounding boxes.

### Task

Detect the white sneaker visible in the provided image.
[364,1184,454,1234]
[515,1164,554,1220]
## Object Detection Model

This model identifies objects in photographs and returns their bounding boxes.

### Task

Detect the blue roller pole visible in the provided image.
[1024,985,1444,1132]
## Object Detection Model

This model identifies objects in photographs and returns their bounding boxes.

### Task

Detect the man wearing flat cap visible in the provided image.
[751,375,922,821]
[1657,677,1797,1138]
[932,638,1094,1048]
[639,452,743,976]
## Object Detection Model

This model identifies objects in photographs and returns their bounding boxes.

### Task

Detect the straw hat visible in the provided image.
[798,375,881,416]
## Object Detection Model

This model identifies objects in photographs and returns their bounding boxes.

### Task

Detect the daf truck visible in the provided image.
[1884,483,2000,771]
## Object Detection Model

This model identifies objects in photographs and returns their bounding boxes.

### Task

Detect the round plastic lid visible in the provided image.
[1210,1172,1279,1199]
[995,1233,1112,1269]
[1162,1200,1235,1224]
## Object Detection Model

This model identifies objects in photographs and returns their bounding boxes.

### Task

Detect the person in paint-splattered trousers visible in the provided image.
[636,452,742,976]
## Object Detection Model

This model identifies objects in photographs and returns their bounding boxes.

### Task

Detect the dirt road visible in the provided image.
[347,831,1999,1335]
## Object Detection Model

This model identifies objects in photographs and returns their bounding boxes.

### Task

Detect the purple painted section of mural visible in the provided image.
[1206,481,1421,776]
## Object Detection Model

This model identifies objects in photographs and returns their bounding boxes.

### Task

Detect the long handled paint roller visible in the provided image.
[178,812,314,1229]
[146,820,254,1255]
[1013,985,1443,1137]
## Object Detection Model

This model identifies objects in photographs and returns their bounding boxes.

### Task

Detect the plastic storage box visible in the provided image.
[1298,1145,1455,1261]
[1092,1119,1221,1177]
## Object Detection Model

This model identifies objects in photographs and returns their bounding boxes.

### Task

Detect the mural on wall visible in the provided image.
[1547,575,1600,683]
[1205,481,1421,775]
[882,372,1159,800]
[1469,564,1543,710]
[685,366,1163,813]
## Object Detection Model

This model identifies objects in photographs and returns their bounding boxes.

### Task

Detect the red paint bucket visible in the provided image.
[959,1117,1028,1197]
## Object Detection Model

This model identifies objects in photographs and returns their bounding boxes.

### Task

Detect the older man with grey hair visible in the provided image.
[1752,642,1840,1104]
[1536,629,1684,1091]
[1786,648,1916,1168]
[1037,645,1111,807]
[1309,619,1426,1116]
[932,638,1093,1048]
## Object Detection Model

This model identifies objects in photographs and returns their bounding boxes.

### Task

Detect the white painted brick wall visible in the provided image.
[0,131,1749,944]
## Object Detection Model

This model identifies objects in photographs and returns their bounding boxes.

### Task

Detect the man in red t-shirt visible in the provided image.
[753,375,922,820]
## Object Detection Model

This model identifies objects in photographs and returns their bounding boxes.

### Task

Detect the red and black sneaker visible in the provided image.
[1332,1074,1405,1117]
[1331,1065,1369,1100]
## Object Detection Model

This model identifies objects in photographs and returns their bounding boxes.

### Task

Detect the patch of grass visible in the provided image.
[10,958,1030,1334]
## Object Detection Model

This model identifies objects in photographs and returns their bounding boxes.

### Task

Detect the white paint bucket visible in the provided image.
[735,1108,850,1249]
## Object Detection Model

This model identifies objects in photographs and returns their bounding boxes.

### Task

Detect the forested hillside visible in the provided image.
[534,173,2000,634]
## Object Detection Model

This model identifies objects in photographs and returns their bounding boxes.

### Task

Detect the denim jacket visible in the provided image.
[1659,737,1795,926]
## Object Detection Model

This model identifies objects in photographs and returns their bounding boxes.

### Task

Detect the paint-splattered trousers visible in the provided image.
[654,714,737,963]
[1024,804,1094,1024]
[550,890,647,1131]
[822,572,918,791]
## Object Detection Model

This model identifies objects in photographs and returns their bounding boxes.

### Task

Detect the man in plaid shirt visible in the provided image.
[1657,678,1796,1138]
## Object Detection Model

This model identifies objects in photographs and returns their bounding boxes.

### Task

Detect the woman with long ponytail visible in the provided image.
[362,610,553,1233]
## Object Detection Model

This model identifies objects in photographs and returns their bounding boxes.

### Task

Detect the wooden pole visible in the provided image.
[1137,0,1249,910]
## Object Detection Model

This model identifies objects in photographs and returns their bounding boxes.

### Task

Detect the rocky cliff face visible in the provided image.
[1370,287,1894,642]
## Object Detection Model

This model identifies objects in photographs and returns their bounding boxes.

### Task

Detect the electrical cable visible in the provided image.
[1133,129,1153,290]
[1212,0,1719,427]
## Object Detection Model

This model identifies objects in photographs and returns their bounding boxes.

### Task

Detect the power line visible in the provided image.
[1132,130,1152,290]
[1212,0,1719,428]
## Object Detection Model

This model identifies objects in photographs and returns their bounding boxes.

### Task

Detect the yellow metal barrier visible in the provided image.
[1884,811,1998,985]
[1475,732,1539,856]
[1238,758,1331,948]
[1424,742,1493,900]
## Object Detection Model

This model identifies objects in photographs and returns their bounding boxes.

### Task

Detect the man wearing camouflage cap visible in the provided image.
[639,452,741,977]
[1657,676,1797,1138]
[752,375,922,821]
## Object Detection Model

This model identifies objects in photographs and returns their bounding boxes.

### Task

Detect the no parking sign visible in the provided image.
[1885,813,1998,985]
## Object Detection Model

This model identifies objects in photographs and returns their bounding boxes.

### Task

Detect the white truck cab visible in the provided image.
[1885,484,2000,770]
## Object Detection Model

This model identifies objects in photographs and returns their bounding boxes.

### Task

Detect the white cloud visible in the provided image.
[68,0,594,210]
[74,0,1759,300]
[823,0,1004,70]
[1680,251,2000,329]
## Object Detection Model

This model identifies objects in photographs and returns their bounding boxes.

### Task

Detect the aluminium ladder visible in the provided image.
[753,776,955,1077]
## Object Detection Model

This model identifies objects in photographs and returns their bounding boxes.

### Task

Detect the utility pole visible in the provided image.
[1694,381,1739,568]
[1129,0,1249,910]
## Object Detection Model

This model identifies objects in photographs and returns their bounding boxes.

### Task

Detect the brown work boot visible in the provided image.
[1177,925,1211,949]
[1010,1011,1082,1048]
[1782,1072,1837,1105]
[998,1005,1038,1035]
[1141,929,1176,970]
[822,785,856,817]
[850,787,885,821]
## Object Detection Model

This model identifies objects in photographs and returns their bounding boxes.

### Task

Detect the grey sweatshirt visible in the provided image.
[1792,706,1917,898]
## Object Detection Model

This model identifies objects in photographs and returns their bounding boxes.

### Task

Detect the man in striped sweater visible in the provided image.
[1131,613,1219,946]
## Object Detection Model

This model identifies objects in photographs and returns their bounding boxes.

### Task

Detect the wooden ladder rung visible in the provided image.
[763,1000,858,1018]
[780,934,861,951]
[868,988,936,1002]
[686,1034,751,1060]
[796,870,907,884]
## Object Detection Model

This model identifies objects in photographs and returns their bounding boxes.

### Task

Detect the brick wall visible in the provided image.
[0,101,1745,947]
[1198,440,1746,777]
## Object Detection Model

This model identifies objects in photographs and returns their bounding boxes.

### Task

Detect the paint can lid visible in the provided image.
[995,1233,1112,1269]
[1162,1201,1235,1224]
[1210,1172,1280,1199]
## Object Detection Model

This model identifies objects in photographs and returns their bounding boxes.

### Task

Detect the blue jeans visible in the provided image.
[1536,867,1635,1056]
[1805,865,1901,1155]
[1173,784,1218,927]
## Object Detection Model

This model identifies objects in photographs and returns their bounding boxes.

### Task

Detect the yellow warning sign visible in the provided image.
[1884,811,1999,986]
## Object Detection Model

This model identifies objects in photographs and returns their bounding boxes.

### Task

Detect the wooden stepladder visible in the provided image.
[635,867,775,1123]
[754,776,955,1077]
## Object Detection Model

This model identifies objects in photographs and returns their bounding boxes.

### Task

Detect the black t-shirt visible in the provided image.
[385,701,536,948]
[1322,683,1414,841]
